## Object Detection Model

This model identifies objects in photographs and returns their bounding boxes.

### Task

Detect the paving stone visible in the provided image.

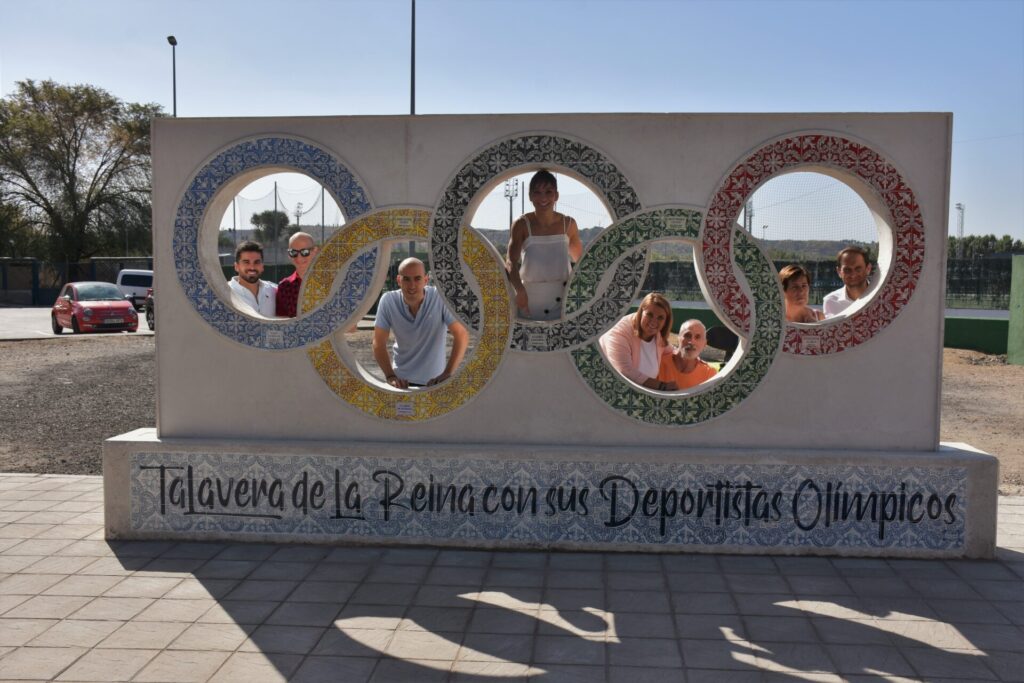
[313,627,394,656]
[69,596,153,620]
[291,655,377,683]
[385,628,463,660]
[0,618,58,646]
[28,619,121,648]
[55,647,157,681]
[208,652,303,682]
[3,595,91,619]
[900,646,999,680]
[98,620,189,648]
[0,645,87,679]
[134,649,231,682]
[238,624,325,654]
[367,658,448,682]
[532,634,604,664]
[607,637,682,668]
[169,622,254,651]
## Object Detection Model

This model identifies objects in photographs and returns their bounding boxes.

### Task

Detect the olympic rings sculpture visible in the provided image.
[173,131,924,424]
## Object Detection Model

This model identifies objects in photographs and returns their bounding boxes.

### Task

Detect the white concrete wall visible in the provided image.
[151,113,951,451]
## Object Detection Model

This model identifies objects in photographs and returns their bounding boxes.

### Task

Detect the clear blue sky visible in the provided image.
[1,0,1021,239]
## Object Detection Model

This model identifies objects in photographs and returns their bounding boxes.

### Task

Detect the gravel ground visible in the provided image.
[0,336,154,475]
[1,337,1021,493]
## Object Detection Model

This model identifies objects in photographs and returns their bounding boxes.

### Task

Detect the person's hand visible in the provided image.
[426,371,450,386]
[662,380,678,391]
[515,287,529,315]
[386,375,409,389]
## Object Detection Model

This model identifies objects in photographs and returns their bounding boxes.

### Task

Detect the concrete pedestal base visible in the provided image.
[104,429,998,558]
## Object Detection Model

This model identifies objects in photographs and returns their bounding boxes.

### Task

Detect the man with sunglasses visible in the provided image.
[276,232,319,318]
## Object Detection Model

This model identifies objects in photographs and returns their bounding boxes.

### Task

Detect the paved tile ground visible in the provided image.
[1,473,1022,682]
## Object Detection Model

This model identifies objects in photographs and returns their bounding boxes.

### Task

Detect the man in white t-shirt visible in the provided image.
[372,258,469,388]
[823,246,873,318]
[227,241,277,317]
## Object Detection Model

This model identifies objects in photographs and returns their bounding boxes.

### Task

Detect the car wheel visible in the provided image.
[146,308,155,331]
[71,316,81,334]
[51,314,62,334]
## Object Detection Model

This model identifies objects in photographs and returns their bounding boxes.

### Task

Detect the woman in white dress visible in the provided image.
[506,170,584,320]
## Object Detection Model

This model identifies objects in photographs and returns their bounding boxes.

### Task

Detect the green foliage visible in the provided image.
[0,80,162,270]
[251,210,290,246]
[0,199,44,257]
[949,234,1024,259]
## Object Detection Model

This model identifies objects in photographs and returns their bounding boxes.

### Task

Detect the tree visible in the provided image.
[0,199,43,258]
[0,80,162,276]
[251,210,290,246]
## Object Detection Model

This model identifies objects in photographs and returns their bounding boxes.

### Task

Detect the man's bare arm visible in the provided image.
[372,327,407,388]
[428,320,469,386]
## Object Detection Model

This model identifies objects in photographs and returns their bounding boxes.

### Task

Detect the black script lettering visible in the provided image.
[944,494,958,523]
[680,490,695,515]
[599,475,639,528]
[373,470,407,521]
[332,470,365,520]
[927,493,943,519]
[484,485,538,516]
[411,483,428,512]
[878,492,900,539]
[793,479,822,531]
[291,472,325,515]
[483,485,499,514]
[139,465,184,515]
[907,492,924,522]
[235,478,249,507]
[197,477,215,509]
[458,485,475,516]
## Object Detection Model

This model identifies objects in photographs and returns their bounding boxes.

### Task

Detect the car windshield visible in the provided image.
[76,283,125,301]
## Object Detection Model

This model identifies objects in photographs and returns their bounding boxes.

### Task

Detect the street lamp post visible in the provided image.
[504,179,519,228]
[166,36,177,117]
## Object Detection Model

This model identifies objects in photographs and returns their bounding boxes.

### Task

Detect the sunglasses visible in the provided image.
[287,248,314,258]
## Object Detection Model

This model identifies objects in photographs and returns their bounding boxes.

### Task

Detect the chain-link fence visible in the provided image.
[640,257,1013,309]
[1,255,1017,310]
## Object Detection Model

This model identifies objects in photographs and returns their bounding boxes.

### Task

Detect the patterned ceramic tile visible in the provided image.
[430,134,641,331]
[173,136,373,349]
[700,134,925,355]
[302,209,512,421]
[130,452,966,552]
[501,207,705,351]
[574,230,782,425]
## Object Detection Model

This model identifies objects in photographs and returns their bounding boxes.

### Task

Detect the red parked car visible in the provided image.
[51,281,139,334]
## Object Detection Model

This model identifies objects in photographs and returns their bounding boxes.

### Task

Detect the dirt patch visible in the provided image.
[940,348,1024,494]
[1,339,1021,493]
[0,336,155,475]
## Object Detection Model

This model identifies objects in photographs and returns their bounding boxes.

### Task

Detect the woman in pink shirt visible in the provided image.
[598,293,678,391]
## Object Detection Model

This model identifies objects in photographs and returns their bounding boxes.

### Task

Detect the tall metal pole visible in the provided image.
[955,203,965,259]
[410,0,416,115]
[166,36,177,117]
[232,198,237,247]
[504,179,519,227]
[321,187,325,245]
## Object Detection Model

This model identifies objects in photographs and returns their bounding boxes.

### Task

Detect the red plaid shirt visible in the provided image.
[276,271,302,318]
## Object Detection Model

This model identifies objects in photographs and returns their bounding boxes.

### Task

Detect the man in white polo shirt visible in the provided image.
[823,246,874,318]
[372,258,469,388]
[227,241,277,317]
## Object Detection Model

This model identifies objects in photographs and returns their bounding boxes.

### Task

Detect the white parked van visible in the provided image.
[116,269,153,308]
